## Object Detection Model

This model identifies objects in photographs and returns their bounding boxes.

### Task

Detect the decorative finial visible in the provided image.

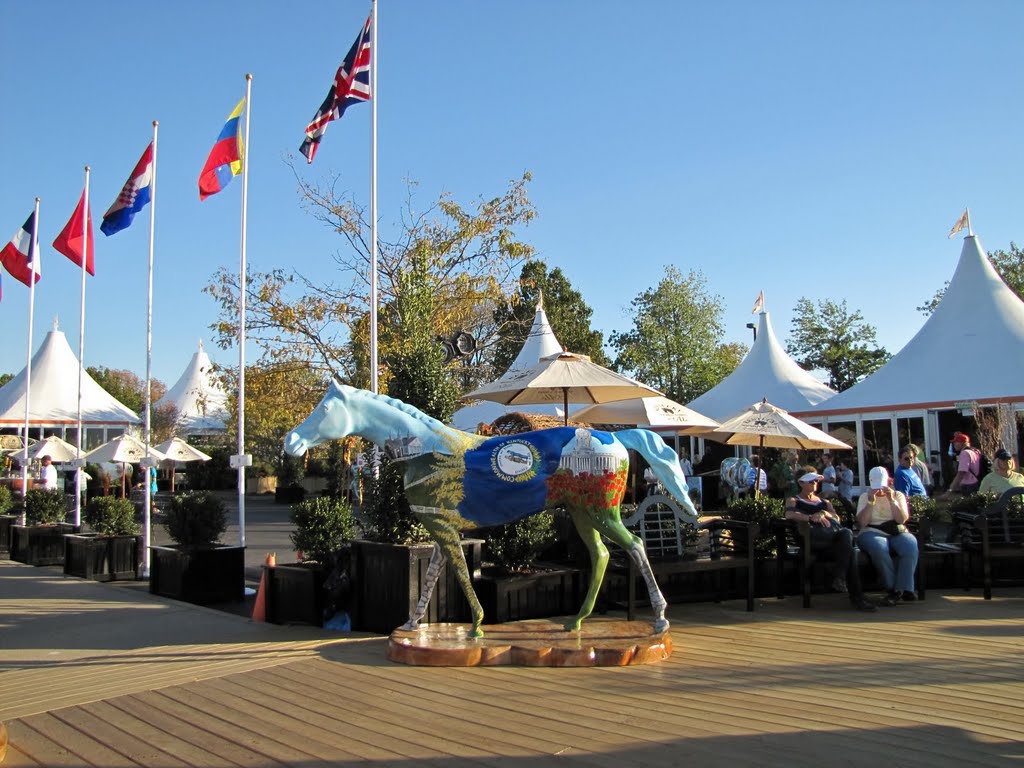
[536,289,544,311]
[52,316,59,331]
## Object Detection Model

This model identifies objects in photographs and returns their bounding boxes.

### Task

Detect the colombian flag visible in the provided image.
[198,98,245,200]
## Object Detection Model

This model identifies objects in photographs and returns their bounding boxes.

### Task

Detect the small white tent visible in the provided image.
[155,340,229,435]
[687,308,835,422]
[0,321,139,446]
[451,297,567,431]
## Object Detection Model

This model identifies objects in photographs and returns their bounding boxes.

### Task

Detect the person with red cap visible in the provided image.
[948,432,981,494]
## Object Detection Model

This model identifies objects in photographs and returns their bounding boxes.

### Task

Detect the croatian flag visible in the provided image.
[101,143,154,236]
[199,98,245,200]
[299,13,372,164]
[0,210,41,287]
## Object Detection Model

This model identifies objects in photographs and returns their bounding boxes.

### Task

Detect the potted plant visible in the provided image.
[726,493,784,597]
[475,511,585,623]
[350,451,483,633]
[64,496,143,581]
[274,454,306,504]
[264,495,358,626]
[11,488,78,566]
[0,484,16,558]
[149,491,244,604]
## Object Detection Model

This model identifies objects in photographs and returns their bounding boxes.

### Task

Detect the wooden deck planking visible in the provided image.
[4,590,1024,766]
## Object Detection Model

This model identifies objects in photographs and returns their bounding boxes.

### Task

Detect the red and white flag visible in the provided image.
[751,290,765,314]
[53,189,95,275]
[0,210,41,287]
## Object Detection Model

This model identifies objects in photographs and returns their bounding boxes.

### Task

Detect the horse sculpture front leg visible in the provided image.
[416,511,486,638]
[400,542,446,631]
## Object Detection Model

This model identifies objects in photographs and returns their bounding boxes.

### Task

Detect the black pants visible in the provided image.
[809,525,864,600]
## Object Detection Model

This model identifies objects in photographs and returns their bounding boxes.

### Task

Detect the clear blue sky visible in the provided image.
[2,0,1021,392]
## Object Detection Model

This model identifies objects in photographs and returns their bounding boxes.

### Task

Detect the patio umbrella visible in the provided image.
[465,351,661,426]
[154,437,212,492]
[706,399,852,497]
[82,435,167,498]
[26,435,82,463]
[573,396,720,435]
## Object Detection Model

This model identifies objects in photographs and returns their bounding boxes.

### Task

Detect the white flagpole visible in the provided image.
[236,74,253,549]
[966,207,973,237]
[75,166,90,527]
[142,121,159,576]
[19,198,40,525]
[369,0,378,396]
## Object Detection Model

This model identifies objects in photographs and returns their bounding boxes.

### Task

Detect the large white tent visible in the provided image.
[686,308,835,422]
[797,234,1024,484]
[451,297,568,431]
[155,340,229,435]
[0,321,139,448]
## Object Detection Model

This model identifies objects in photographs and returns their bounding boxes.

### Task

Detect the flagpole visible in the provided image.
[19,198,40,526]
[236,74,253,549]
[142,121,159,576]
[75,166,90,526]
[966,207,973,237]
[369,0,378,396]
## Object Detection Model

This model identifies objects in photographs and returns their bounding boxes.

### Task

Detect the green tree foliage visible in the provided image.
[164,490,227,547]
[483,512,557,573]
[361,452,430,544]
[289,495,357,564]
[609,267,746,404]
[786,298,890,392]
[87,366,178,442]
[491,260,607,377]
[24,488,66,525]
[85,496,139,536]
[0,373,13,388]
[917,242,1024,315]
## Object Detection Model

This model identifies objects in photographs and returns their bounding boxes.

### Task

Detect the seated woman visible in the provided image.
[856,467,919,606]
[785,469,876,612]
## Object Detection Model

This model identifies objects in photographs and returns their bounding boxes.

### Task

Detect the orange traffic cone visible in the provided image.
[251,552,275,622]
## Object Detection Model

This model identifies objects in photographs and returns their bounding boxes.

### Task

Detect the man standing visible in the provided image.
[820,453,838,499]
[39,455,58,490]
[894,449,927,497]
[948,432,981,494]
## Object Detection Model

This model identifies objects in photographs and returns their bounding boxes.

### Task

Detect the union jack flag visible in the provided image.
[299,14,372,164]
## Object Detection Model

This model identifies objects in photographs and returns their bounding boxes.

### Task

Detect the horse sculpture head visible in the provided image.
[284,380,355,457]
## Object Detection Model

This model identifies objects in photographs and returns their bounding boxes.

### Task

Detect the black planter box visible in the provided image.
[274,486,306,504]
[149,545,246,605]
[350,538,483,634]
[476,565,584,624]
[0,514,17,558]
[64,534,143,582]
[265,562,328,626]
[11,523,81,566]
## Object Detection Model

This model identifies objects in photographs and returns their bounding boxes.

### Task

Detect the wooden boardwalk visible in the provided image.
[3,561,1024,766]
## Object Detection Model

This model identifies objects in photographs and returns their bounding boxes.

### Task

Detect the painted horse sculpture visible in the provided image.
[284,381,700,638]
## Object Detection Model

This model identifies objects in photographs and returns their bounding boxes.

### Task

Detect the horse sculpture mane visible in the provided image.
[285,382,699,638]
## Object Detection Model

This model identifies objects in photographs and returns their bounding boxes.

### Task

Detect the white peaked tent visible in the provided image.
[451,297,569,431]
[155,340,229,435]
[798,234,1024,482]
[686,309,836,422]
[0,321,140,436]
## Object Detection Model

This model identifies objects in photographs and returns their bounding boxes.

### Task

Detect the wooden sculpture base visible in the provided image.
[387,617,672,667]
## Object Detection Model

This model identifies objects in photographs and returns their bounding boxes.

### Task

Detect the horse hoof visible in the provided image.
[469,627,484,639]
[400,620,419,631]
[654,618,670,633]
[564,619,582,632]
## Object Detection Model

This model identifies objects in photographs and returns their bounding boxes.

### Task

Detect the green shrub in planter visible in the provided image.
[85,496,139,536]
[0,483,13,515]
[726,494,784,558]
[290,495,358,564]
[908,494,940,523]
[24,488,67,525]
[362,451,430,544]
[950,492,998,519]
[164,490,227,547]
[483,512,556,574]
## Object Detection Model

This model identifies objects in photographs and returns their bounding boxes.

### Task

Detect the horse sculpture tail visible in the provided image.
[616,429,700,524]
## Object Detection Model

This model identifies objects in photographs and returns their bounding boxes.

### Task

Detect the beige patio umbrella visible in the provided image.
[27,435,82,463]
[154,437,212,492]
[465,351,661,426]
[706,399,852,496]
[83,434,167,498]
[573,396,720,435]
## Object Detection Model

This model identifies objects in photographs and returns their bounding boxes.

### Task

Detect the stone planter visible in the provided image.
[264,562,329,626]
[149,544,245,605]
[0,514,17,558]
[475,565,584,624]
[64,533,143,582]
[349,538,483,634]
[11,523,81,566]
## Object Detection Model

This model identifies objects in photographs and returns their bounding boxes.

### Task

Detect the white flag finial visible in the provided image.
[751,290,765,314]
[948,208,971,239]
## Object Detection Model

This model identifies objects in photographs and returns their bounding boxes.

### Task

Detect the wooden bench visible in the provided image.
[611,495,758,616]
[772,517,931,608]
[954,487,1024,599]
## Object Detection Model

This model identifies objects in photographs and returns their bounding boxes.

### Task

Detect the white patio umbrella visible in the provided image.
[573,396,720,435]
[154,437,212,492]
[465,352,661,425]
[27,435,82,463]
[82,434,166,498]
